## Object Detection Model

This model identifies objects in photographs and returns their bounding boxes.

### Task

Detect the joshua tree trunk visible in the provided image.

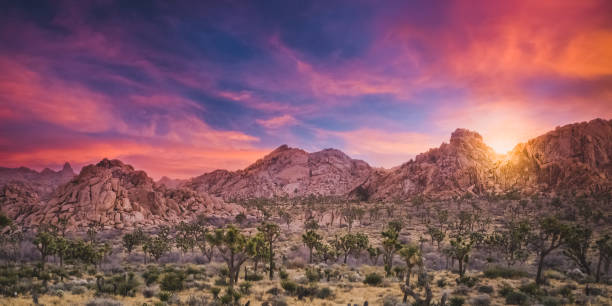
[403,267,412,303]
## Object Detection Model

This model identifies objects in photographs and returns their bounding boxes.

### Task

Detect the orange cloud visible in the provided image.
[256,114,299,129]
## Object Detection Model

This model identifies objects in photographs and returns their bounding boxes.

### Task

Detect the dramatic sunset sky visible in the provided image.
[1,1,611,179]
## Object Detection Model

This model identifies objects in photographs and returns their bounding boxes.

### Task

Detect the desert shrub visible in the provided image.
[470,295,491,306]
[186,295,209,306]
[158,291,172,302]
[281,280,298,294]
[160,271,186,291]
[95,273,140,297]
[483,266,528,279]
[266,287,281,296]
[453,285,470,295]
[315,287,333,299]
[363,272,383,286]
[295,284,319,299]
[437,277,447,287]
[85,298,123,306]
[305,267,321,282]
[71,285,87,295]
[142,267,161,286]
[383,294,400,306]
[239,281,252,295]
[498,282,514,297]
[220,288,241,304]
[540,296,563,306]
[214,277,228,286]
[519,282,542,296]
[209,287,221,299]
[279,269,289,280]
[449,296,465,306]
[245,273,264,281]
[456,275,478,287]
[478,285,494,294]
[505,291,528,305]
[543,269,565,280]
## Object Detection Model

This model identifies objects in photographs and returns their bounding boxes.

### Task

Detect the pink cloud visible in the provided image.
[256,114,299,129]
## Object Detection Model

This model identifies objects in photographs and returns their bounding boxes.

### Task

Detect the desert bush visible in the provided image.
[478,285,494,294]
[295,284,319,299]
[498,283,514,297]
[85,298,123,306]
[505,291,528,305]
[315,286,333,299]
[158,290,172,302]
[186,295,209,306]
[239,281,252,295]
[363,272,383,286]
[266,287,280,296]
[543,269,565,280]
[519,282,543,296]
[449,296,465,306]
[279,269,288,280]
[470,294,491,306]
[483,266,528,279]
[540,296,564,306]
[281,280,298,294]
[71,285,87,295]
[142,267,161,286]
[245,273,264,281]
[220,288,241,304]
[160,270,186,291]
[437,277,447,287]
[453,285,470,295]
[95,273,140,297]
[456,275,478,287]
[142,286,158,298]
[305,267,321,282]
[209,286,221,300]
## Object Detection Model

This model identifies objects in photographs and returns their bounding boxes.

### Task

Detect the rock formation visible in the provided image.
[2,159,242,230]
[354,128,501,200]
[183,145,372,200]
[0,162,74,199]
[497,118,612,195]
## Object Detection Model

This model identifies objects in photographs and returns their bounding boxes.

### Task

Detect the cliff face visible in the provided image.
[1,159,242,230]
[497,118,612,194]
[354,129,500,200]
[184,145,373,200]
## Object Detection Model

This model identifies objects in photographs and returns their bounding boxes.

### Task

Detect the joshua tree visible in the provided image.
[448,236,473,277]
[399,243,422,303]
[563,223,593,276]
[487,219,531,267]
[302,229,322,264]
[337,232,369,264]
[33,226,55,269]
[595,233,612,283]
[257,222,280,279]
[367,246,382,265]
[210,225,251,288]
[529,216,567,285]
[382,221,402,276]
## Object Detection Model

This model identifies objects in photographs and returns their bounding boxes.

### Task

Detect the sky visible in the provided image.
[1,1,611,179]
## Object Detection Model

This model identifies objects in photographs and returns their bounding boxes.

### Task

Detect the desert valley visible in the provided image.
[0,119,611,306]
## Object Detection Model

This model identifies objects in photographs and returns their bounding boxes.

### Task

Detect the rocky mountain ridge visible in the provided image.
[1,159,243,230]
[1,118,610,230]
[0,162,75,200]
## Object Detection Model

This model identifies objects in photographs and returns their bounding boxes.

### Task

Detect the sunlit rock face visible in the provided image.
[184,144,373,200]
[354,128,500,200]
[498,118,612,194]
[1,159,241,230]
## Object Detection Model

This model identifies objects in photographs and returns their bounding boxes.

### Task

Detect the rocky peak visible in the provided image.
[61,162,74,174]
[450,128,484,146]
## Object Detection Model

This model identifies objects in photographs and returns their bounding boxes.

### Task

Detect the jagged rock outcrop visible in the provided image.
[354,128,501,200]
[497,118,612,195]
[184,145,372,200]
[0,162,74,199]
[2,159,243,230]
[157,176,185,189]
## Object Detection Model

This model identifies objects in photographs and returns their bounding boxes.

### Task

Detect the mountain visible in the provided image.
[353,128,501,200]
[0,162,74,199]
[355,119,612,200]
[497,118,612,194]
[157,176,185,189]
[183,145,373,200]
[2,159,242,230]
